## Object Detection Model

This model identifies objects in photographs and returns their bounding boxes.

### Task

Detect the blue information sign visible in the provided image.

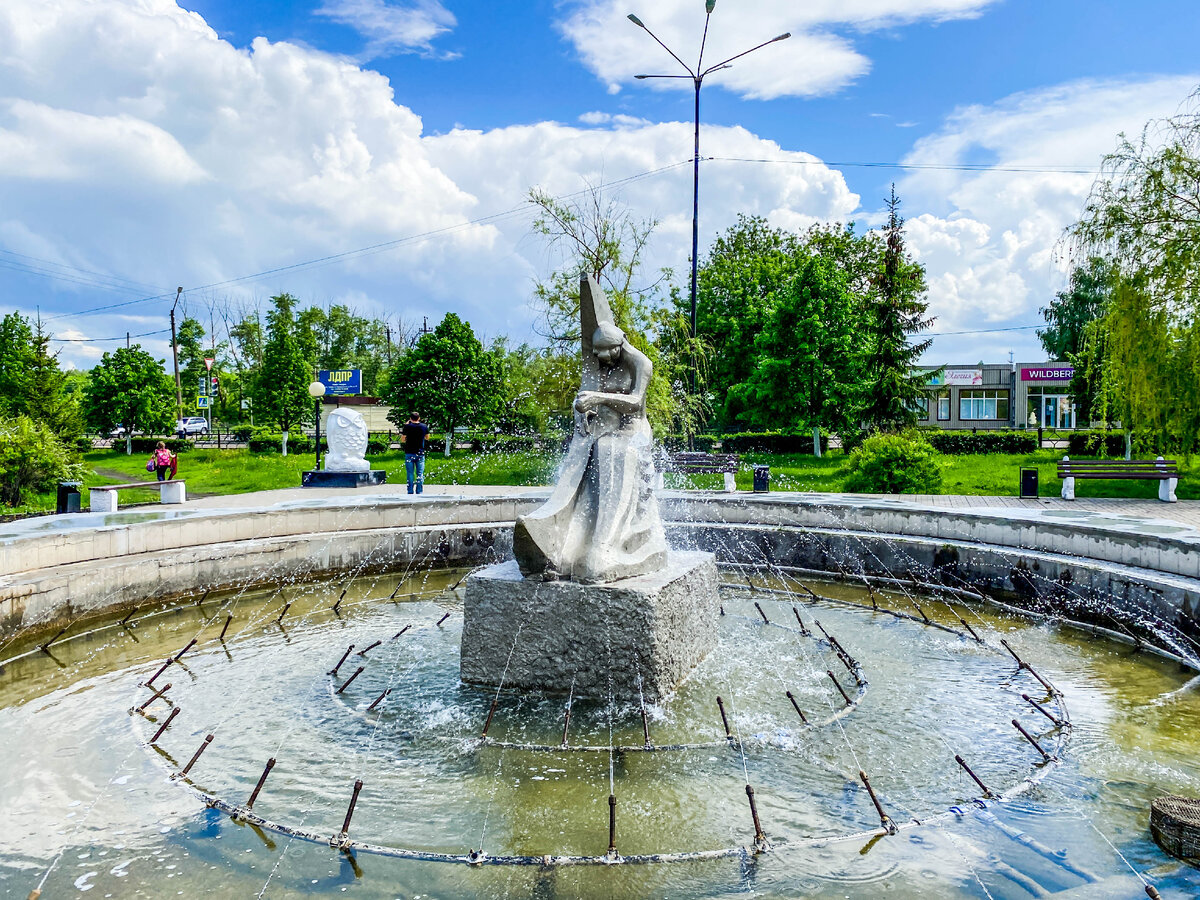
[318,369,361,396]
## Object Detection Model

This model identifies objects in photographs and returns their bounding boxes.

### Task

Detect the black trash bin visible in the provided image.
[1019,467,1038,499]
[56,481,82,514]
[753,464,770,493]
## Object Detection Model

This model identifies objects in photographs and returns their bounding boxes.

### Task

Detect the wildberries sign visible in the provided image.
[1020,367,1074,382]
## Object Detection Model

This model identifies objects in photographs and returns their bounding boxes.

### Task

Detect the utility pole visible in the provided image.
[126,332,130,349]
[384,323,392,367]
[170,287,183,413]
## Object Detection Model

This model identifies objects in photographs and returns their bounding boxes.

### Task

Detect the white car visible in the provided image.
[176,417,209,437]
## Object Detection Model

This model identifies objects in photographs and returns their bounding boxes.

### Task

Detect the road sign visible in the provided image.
[198,376,207,396]
[197,395,210,409]
[204,358,214,371]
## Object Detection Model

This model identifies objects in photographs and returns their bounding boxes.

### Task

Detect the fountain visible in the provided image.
[0,388,1199,896]
[461,274,720,703]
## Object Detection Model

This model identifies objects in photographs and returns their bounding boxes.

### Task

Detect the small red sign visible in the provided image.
[204,358,214,371]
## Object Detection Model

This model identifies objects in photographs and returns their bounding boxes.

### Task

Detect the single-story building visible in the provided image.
[914,362,1080,430]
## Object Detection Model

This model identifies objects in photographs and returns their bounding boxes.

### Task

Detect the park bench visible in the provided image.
[656,452,741,493]
[90,479,186,513]
[1058,456,1178,503]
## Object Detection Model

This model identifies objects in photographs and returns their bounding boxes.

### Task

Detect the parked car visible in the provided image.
[176,417,209,437]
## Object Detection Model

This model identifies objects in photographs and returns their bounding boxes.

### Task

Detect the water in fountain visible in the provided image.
[2,556,1199,898]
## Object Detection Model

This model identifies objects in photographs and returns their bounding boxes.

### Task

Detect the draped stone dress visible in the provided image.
[513,359,668,584]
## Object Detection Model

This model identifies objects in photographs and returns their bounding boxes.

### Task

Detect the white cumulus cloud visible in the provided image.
[314,0,457,59]
[559,0,999,99]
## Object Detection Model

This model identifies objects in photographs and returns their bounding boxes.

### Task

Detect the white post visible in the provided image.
[1157,456,1178,502]
[91,490,118,513]
[1060,455,1075,501]
[723,471,736,493]
[281,429,289,456]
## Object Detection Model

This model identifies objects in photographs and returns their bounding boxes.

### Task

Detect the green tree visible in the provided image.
[695,217,882,431]
[1039,258,1113,360]
[381,313,502,456]
[859,189,935,433]
[0,415,84,508]
[0,312,34,416]
[527,185,682,436]
[254,293,313,455]
[82,346,175,454]
[300,305,391,395]
[731,255,862,454]
[25,320,84,441]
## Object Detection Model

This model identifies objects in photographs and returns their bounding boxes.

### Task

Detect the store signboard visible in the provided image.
[929,369,982,386]
[1021,366,1074,382]
[318,369,361,396]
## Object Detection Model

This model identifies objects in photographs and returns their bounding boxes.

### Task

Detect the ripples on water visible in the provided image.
[0,568,1196,898]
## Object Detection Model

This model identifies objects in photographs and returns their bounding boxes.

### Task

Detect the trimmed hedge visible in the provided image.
[472,435,541,453]
[722,432,829,454]
[661,434,719,453]
[922,430,1037,454]
[1066,431,1127,457]
[844,432,942,494]
[130,437,192,454]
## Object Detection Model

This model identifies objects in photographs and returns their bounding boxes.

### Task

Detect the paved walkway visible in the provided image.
[185,483,1200,531]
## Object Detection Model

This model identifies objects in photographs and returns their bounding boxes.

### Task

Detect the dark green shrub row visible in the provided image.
[661,434,719,453]
[130,437,192,454]
[471,436,542,453]
[722,432,829,454]
[922,430,1037,454]
[1066,431,1127,457]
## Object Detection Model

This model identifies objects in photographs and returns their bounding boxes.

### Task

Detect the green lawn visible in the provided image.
[4,446,1194,517]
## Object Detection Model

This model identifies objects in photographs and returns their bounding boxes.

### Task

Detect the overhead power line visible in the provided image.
[49,328,172,343]
[927,324,1042,336]
[707,156,1101,175]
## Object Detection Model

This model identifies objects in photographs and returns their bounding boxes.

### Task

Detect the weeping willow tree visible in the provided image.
[1067,89,1200,454]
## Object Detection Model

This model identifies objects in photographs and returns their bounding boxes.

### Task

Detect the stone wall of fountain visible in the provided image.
[2,492,1198,666]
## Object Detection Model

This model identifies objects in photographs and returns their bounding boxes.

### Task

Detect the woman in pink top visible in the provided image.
[152,441,174,482]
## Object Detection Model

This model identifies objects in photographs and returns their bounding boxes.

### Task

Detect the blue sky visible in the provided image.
[0,0,1197,369]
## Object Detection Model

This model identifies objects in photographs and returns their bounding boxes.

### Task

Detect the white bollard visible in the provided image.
[91,490,118,513]
[160,481,186,504]
[723,471,737,493]
[1060,455,1075,500]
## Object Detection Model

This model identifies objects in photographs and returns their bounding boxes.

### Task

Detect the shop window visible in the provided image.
[959,389,1009,421]
[935,390,950,421]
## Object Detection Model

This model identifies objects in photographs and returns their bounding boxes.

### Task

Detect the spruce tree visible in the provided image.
[860,187,935,433]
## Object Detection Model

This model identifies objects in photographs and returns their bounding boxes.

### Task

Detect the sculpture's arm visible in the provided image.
[574,343,652,417]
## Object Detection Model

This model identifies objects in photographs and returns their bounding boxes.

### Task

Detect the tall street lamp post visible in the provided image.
[627,3,789,401]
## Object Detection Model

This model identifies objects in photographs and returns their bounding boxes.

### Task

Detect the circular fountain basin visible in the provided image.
[0,491,1198,897]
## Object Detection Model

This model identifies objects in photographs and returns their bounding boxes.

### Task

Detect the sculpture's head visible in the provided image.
[592,323,625,365]
[326,407,369,458]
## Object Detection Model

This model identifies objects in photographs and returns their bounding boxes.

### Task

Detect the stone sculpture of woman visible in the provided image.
[513,274,668,584]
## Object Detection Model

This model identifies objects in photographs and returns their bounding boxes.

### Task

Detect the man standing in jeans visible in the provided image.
[401,412,430,494]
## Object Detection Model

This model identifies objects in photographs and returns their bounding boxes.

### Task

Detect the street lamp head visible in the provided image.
[627,13,645,27]
[772,32,791,42]
[705,0,716,12]
[308,381,326,398]
[635,74,650,79]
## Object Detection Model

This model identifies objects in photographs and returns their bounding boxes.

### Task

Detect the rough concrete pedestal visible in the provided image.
[460,551,719,703]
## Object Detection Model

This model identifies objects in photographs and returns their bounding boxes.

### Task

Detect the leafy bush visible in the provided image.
[231,426,254,442]
[0,415,85,507]
[722,432,829,454]
[843,432,942,494]
[130,437,192,454]
[367,436,392,454]
[1067,431,1128,457]
[471,435,545,453]
[922,430,1037,454]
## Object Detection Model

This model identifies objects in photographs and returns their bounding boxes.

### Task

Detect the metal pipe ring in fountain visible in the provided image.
[116,573,1074,867]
